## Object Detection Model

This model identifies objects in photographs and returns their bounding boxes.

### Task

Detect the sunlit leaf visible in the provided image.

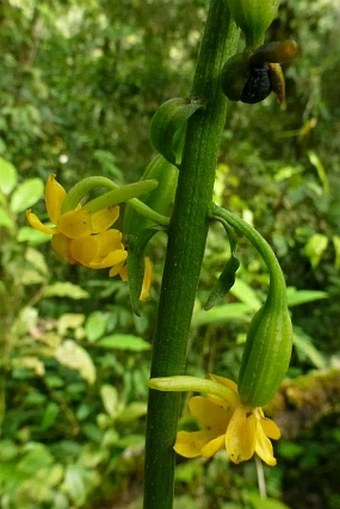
[85,311,108,342]
[0,208,14,230]
[96,334,151,351]
[230,279,262,309]
[286,287,327,306]
[116,402,147,423]
[10,177,44,213]
[63,464,86,506]
[247,491,291,509]
[100,384,119,418]
[0,157,17,195]
[304,233,328,268]
[293,328,327,368]
[57,313,85,336]
[17,225,50,245]
[42,282,89,299]
[55,340,96,384]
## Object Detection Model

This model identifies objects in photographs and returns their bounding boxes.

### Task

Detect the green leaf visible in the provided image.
[308,150,329,194]
[0,157,17,195]
[25,246,49,276]
[304,233,329,268]
[333,235,340,269]
[293,328,327,368]
[230,278,262,309]
[18,443,53,474]
[286,287,328,307]
[85,311,108,342]
[100,384,119,418]
[17,225,50,245]
[40,401,60,431]
[192,302,253,327]
[42,282,89,299]
[10,177,44,213]
[246,492,291,509]
[96,334,151,351]
[116,402,147,423]
[63,464,86,506]
[0,208,14,231]
[55,340,96,384]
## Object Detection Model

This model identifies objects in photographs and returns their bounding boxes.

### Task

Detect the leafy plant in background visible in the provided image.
[1,1,339,509]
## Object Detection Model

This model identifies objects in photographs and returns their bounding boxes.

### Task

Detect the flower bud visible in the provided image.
[238,291,292,407]
[229,0,280,48]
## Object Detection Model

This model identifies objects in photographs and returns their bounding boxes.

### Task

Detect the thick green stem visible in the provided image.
[143,2,239,508]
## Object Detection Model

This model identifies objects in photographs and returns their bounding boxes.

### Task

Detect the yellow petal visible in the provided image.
[260,416,281,440]
[45,175,66,224]
[201,434,226,458]
[51,234,75,263]
[255,422,277,466]
[58,209,93,239]
[90,249,127,269]
[71,231,127,269]
[139,256,153,301]
[90,206,120,233]
[25,210,57,235]
[70,236,100,265]
[225,405,256,464]
[93,228,124,252]
[109,261,127,278]
[189,396,230,433]
[174,430,216,458]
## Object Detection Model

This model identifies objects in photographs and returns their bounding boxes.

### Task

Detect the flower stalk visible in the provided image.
[143,2,239,508]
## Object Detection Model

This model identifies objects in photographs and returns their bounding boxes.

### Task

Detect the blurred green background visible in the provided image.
[0,0,339,508]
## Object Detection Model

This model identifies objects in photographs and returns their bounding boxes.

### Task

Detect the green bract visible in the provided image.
[149,97,204,165]
[228,0,280,48]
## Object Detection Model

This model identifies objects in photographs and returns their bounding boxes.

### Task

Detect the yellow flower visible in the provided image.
[26,174,127,274]
[26,175,153,300]
[174,374,281,466]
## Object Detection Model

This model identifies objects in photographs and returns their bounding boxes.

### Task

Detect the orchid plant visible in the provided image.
[26,1,296,508]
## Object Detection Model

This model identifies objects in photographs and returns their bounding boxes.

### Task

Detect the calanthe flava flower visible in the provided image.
[174,374,281,466]
[26,175,128,277]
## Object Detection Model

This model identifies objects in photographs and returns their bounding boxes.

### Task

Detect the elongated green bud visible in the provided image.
[238,287,292,407]
[229,0,280,48]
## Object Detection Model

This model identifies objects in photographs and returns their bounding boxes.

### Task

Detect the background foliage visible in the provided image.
[0,0,339,508]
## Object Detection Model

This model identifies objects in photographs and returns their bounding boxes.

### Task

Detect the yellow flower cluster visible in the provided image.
[174,374,281,466]
[26,175,152,300]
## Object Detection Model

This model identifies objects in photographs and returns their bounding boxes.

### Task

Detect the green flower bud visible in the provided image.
[229,0,280,48]
[238,289,292,407]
